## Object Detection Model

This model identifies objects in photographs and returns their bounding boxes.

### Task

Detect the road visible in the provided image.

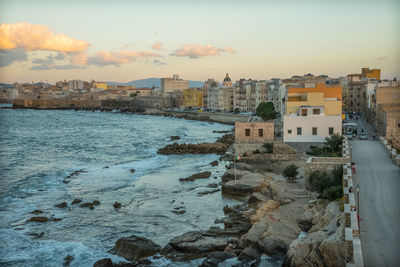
[350,119,400,266]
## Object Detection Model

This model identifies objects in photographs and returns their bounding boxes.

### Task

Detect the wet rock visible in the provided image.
[63,255,74,266]
[197,189,220,196]
[93,258,113,267]
[31,209,44,214]
[109,235,161,261]
[207,183,219,188]
[93,200,101,205]
[80,202,94,209]
[210,160,218,166]
[170,136,180,141]
[199,251,236,267]
[158,142,229,155]
[28,232,44,238]
[55,202,67,208]
[179,171,211,182]
[129,168,135,173]
[27,216,48,223]
[171,210,186,215]
[248,192,271,205]
[113,202,122,209]
[63,180,70,184]
[212,130,231,133]
[71,199,82,205]
[204,226,248,237]
[70,169,87,176]
[221,169,251,183]
[103,166,109,169]
[52,217,63,221]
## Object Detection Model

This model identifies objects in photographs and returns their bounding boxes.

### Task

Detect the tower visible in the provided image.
[223,73,232,88]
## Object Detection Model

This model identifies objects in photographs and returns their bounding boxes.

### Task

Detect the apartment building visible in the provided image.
[182,88,203,108]
[161,75,189,93]
[283,83,342,142]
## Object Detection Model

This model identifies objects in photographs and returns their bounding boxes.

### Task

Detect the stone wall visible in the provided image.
[13,99,102,108]
[235,141,297,161]
[235,121,274,143]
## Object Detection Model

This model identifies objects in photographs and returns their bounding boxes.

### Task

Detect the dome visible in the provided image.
[223,73,231,82]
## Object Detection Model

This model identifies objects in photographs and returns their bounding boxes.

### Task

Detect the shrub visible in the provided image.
[283,164,299,178]
[321,185,343,200]
[306,134,344,157]
[253,149,261,154]
[263,142,273,153]
[256,102,277,121]
[308,166,344,200]
[309,170,331,193]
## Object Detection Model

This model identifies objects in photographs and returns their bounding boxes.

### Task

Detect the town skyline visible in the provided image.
[1,0,399,83]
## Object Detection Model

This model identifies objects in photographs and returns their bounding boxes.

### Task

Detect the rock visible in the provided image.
[63,180,70,184]
[207,183,219,188]
[93,200,101,205]
[198,189,220,196]
[158,142,229,155]
[80,202,94,209]
[171,209,186,215]
[27,216,48,223]
[221,174,268,197]
[55,202,67,208]
[180,171,211,182]
[170,136,180,141]
[113,202,122,209]
[103,166,109,169]
[93,258,113,267]
[71,199,82,205]
[283,213,345,267]
[199,251,236,267]
[250,200,280,224]
[109,235,161,261]
[28,232,44,238]
[129,168,135,173]
[166,231,229,254]
[63,255,74,266]
[204,226,248,237]
[53,217,63,221]
[221,169,252,183]
[248,192,271,205]
[210,160,219,166]
[31,209,44,214]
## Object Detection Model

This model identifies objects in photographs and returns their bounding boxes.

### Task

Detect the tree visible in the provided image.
[324,133,344,156]
[283,164,299,182]
[256,102,277,121]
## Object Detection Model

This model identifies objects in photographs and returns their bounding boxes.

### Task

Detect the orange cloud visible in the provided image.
[0,23,89,53]
[152,42,163,50]
[223,46,236,54]
[88,50,160,66]
[172,44,235,58]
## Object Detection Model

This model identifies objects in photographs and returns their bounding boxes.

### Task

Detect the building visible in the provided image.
[218,87,234,111]
[93,81,108,90]
[68,80,84,91]
[361,67,381,80]
[161,75,189,93]
[376,104,400,149]
[346,74,367,114]
[234,79,253,112]
[283,83,342,142]
[222,73,232,88]
[235,121,274,155]
[207,87,219,111]
[182,88,203,108]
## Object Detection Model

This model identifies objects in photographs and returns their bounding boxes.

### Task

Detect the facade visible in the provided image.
[362,67,381,80]
[182,88,203,108]
[235,121,274,155]
[161,75,189,93]
[283,83,342,142]
[376,104,400,149]
[345,74,367,114]
[207,87,219,111]
[93,82,108,90]
[234,79,252,111]
[68,80,84,91]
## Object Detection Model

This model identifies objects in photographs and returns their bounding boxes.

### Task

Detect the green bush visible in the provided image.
[253,149,261,154]
[308,170,331,193]
[256,102,277,121]
[263,142,273,153]
[283,164,299,178]
[306,134,344,157]
[321,185,343,200]
[309,166,344,200]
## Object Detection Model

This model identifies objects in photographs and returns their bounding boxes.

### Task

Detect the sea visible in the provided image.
[0,107,242,266]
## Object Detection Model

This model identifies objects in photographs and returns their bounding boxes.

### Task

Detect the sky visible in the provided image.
[0,0,399,83]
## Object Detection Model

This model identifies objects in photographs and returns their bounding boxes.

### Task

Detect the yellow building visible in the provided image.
[182,88,203,108]
[93,82,108,90]
[362,68,381,80]
[286,83,342,116]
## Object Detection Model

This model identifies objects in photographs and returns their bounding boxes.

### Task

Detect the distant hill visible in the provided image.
[107,78,204,88]
[0,83,13,88]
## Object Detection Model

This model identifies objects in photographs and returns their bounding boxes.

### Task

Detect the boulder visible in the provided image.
[165,231,229,254]
[170,136,180,141]
[221,174,268,197]
[250,200,280,224]
[210,160,218,166]
[63,255,74,266]
[199,251,236,267]
[180,171,211,182]
[113,202,122,209]
[129,169,135,173]
[221,169,251,183]
[55,202,67,208]
[158,142,229,155]
[27,216,48,223]
[283,213,345,267]
[80,202,94,209]
[93,200,101,205]
[71,199,82,205]
[31,209,44,214]
[109,235,161,261]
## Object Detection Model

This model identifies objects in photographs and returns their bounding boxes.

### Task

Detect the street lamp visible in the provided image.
[356,184,360,228]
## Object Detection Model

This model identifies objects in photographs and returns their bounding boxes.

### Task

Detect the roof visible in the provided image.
[288,83,342,100]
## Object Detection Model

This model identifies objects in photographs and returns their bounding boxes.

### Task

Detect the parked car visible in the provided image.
[346,132,353,140]
[359,133,367,140]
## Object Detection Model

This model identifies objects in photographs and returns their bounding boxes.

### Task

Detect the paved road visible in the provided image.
[351,139,400,267]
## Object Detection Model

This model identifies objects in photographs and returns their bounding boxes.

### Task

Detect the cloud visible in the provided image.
[377,56,387,61]
[223,46,236,54]
[0,49,27,67]
[172,44,235,59]
[55,52,65,60]
[152,42,163,50]
[153,59,166,65]
[87,50,160,66]
[32,55,54,64]
[0,22,89,53]
[30,63,81,70]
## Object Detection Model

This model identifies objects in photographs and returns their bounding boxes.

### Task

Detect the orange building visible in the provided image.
[362,68,381,80]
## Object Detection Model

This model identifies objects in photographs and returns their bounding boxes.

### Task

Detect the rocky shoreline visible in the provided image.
[92,134,345,267]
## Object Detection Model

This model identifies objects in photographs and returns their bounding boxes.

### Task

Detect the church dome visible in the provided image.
[223,73,231,82]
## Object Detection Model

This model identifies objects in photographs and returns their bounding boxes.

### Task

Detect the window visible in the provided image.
[398,123,400,128]
[312,127,317,135]
[258,129,263,137]
[245,129,251,136]
[312,109,320,115]
[297,127,302,135]
[329,127,334,135]
[301,109,307,116]
[288,129,292,134]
